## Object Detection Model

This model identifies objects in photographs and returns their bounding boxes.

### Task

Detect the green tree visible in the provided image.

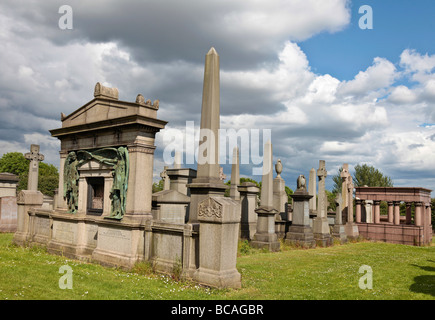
[152,179,164,193]
[332,164,393,194]
[353,164,393,188]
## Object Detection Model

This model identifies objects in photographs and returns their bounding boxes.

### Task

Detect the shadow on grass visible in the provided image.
[409,260,435,297]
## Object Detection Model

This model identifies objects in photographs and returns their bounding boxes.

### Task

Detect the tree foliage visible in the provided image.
[331,164,393,194]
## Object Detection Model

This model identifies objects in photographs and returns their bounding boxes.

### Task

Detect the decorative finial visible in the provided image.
[275,159,282,178]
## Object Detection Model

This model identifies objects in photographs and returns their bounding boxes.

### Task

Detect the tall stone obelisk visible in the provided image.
[187,47,227,223]
[251,140,280,251]
[229,146,240,200]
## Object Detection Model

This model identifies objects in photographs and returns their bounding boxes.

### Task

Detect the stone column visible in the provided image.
[187,47,227,223]
[373,200,381,224]
[387,201,394,223]
[229,147,240,201]
[365,200,373,223]
[340,164,350,222]
[238,182,260,240]
[405,202,412,224]
[415,202,423,226]
[344,174,359,239]
[355,199,362,223]
[313,160,332,246]
[273,159,287,221]
[308,167,317,213]
[393,201,401,225]
[24,144,44,192]
[251,140,280,251]
[285,175,315,248]
[332,193,347,243]
[125,143,156,218]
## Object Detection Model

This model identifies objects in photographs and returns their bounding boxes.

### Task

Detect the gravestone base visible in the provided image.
[251,233,281,251]
[345,222,360,240]
[332,224,348,243]
[251,206,280,252]
[240,222,257,240]
[194,267,241,289]
[47,212,93,261]
[285,225,315,248]
[313,217,333,247]
[91,218,145,270]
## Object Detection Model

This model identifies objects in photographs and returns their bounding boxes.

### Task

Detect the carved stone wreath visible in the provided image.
[198,197,223,219]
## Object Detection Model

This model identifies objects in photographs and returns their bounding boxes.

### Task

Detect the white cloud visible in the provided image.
[337,57,398,98]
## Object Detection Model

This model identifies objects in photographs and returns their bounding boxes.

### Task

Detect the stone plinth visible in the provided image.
[251,206,281,251]
[152,189,190,224]
[13,190,44,246]
[285,189,315,248]
[166,168,197,196]
[193,196,241,288]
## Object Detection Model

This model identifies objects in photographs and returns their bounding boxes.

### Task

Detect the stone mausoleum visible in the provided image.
[13,48,243,289]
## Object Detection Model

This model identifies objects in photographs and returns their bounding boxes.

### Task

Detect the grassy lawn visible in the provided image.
[0,233,434,300]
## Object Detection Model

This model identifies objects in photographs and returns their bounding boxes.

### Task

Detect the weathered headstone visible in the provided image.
[285,175,315,248]
[24,144,44,191]
[312,160,332,246]
[251,140,280,251]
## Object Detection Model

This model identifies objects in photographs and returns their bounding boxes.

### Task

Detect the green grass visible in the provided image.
[0,233,434,300]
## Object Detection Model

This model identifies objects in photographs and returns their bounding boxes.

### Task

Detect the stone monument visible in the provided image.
[342,164,359,239]
[13,145,44,245]
[308,167,317,213]
[192,47,241,288]
[238,182,260,239]
[285,175,315,248]
[187,47,227,223]
[312,160,332,246]
[332,193,347,243]
[251,140,280,251]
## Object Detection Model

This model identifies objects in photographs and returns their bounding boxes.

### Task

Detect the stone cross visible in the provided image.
[316,160,327,218]
[160,166,170,190]
[24,144,44,191]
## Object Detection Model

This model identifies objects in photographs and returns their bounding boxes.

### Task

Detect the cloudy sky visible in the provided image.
[1,0,435,192]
